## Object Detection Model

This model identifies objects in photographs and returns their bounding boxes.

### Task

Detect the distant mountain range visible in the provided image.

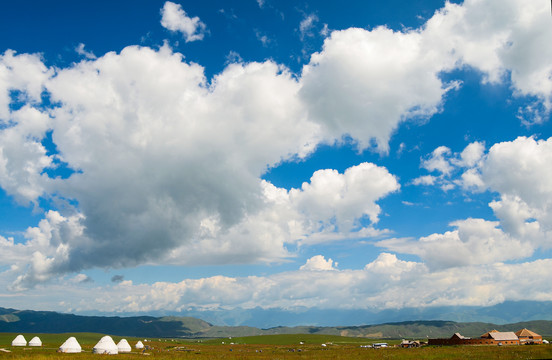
[1,305,552,339]
[152,301,552,328]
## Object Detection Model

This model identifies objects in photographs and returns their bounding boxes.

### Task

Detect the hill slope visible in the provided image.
[1,307,551,338]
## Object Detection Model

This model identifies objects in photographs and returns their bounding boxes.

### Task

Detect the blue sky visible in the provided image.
[0,0,551,322]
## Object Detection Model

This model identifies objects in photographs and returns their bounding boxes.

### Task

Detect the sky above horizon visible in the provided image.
[0,0,551,318]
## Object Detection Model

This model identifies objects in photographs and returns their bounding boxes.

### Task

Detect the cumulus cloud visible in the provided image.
[456,141,485,168]
[290,163,399,233]
[70,274,93,284]
[378,218,532,270]
[300,0,552,153]
[481,137,552,245]
[2,157,397,289]
[423,0,552,123]
[160,2,207,42]
[421,146,453,175]
[1,0,551,295]
[386,136,552,271]
[163,162,398,265]
[98,258,552,310]
[414,141,485,191]
[0,50,51,121]
[300,27,458,152]
[300,255,337,271]
[411,175,436,186]
[0,106,53,205]
[4,254,552,314]
[2,45,325,287]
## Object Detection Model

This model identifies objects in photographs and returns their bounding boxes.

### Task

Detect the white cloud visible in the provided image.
[1,0,551,297]
[300,0,552,152]
[255,30,271,47]
[300,255,337,271]
[75,43,96,60]
[378,218,532,270]
[300,27,458,152]
[290,163,399,233]
[164,162,398,265]
[0,45,320,287]
[480,137,552,246]
[299,14,318,41]
[160,2,207,42]
[423,0,552,123]
[3,254,552,314]
[0,50,51,120]
[225,50,243,64]
[320,23,330,37]
[0,105,53,205]
[456,141,485,168]
[459,168,485,191]
[421,146,453,175]
[1,159,398,288]
[390,136,552,271]
[70,274,93,284]
[0,44,402,286]
[482,137,552,212]
[415,141,486,191]
[411,175,436,186]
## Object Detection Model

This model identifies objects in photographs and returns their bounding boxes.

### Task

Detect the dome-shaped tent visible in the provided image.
[117,339,132,353]
[58,337,81,353]
[29,336,42,346]
[11,334,27,346]
[93,335,118,355]
[135,340,144,349]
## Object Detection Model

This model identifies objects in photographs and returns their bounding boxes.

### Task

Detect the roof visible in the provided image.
[481,329,499,338]
[489,332,518,341]
[515,328,541,337]
[451,333,470,340]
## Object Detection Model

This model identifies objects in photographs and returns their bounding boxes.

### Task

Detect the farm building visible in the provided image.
[482,331,519,345]
[400,340,421,348]
[515,328,543,344]
[429,328,541,346]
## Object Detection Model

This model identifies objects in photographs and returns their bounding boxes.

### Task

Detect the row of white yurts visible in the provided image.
[11,334,144,353]
[11,334,41,346]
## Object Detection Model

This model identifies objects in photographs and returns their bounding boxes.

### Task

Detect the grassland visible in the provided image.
[1,332,551,359]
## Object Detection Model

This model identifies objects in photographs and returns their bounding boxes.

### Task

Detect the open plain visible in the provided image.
[1,333,551,360]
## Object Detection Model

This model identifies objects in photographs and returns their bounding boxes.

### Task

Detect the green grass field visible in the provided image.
[1,332,551,359]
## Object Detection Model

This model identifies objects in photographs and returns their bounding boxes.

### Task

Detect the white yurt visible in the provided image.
[92,335,118,355]
[117,339,132,353]
[11,334,27,346]
[59,337,81,353]
[135,340,144,349]
[29,336,42,346]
